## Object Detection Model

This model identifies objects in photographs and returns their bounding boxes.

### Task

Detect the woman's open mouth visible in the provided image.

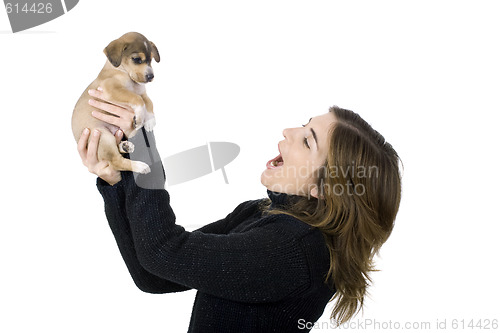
[266,144,284,169]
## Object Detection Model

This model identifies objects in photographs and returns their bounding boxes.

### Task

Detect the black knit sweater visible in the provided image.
[96,130,336,332]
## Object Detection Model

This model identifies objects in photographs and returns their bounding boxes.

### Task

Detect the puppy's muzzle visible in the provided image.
[146,73,154,82]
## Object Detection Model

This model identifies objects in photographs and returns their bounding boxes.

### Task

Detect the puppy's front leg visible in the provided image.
[100,80,146,137]
[142,93,156,132]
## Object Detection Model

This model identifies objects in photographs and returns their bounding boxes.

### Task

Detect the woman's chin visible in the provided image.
[260,169,275,188]
[260,169,283,192]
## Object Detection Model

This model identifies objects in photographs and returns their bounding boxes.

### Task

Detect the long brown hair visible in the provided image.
[263,106,402,325]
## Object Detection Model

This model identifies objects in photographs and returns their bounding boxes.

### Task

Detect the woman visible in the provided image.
[78,89,402,332]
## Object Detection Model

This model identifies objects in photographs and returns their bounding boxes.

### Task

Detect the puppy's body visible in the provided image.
[72,32,160,174]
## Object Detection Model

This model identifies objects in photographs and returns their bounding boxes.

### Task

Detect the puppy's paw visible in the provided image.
[134,103,147,115]
[144,116,156,132]
[118,141,135,154]
[133,104,147,127]
[131,161,151,174]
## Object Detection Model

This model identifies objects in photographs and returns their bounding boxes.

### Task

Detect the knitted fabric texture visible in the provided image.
[96,130,335,332]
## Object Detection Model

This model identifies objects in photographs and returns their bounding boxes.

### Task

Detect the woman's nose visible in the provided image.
[282,128,291,139]
[283,127,300,140]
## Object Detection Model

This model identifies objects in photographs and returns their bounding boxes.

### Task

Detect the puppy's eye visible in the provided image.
[132,57,143,64]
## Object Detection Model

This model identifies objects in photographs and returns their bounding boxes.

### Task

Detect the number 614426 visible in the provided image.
[5,2,53,14]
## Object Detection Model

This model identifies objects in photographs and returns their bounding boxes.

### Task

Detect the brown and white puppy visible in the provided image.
[72,32,160,174]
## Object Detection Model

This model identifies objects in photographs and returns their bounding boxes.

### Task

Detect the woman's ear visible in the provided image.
[309,185,324,199]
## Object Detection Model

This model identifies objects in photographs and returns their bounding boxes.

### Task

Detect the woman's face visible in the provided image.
[261,112,336,197]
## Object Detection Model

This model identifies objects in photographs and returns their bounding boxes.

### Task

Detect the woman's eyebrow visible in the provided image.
[311,128,318,149]
[303,117,318,148]
[305,118,318,148]
[302,118,312,127]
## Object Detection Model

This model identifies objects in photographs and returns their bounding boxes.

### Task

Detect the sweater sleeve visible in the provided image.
[98,175,260,294]
[96,129,193,293]
[96,129,261,294]
[98,171,311,303]
[97,177,190,293]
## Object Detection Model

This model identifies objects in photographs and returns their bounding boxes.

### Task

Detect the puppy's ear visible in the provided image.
[150,41,160,63]
[104,39,128,67]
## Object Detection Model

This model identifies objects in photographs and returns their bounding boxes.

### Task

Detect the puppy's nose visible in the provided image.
[146,74,154,82]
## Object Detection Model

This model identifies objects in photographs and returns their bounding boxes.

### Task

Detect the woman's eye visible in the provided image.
[303,137,310,149]
[133,57,142,64]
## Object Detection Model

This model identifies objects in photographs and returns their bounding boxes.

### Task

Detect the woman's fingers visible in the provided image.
[91,108,122,127]
[77,128,90,166]
[88,87,103,98]
[115,129,124,144]
[88,99,133,119]
[76,126,122,185]
[88,88,136,136]
[91,108,135,137]
[87,129,101,167]
[88,88,134,116]
[77,128,91,164]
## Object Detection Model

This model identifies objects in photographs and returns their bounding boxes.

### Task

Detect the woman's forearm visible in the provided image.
[98,177,190,293]
[119,171,310,303]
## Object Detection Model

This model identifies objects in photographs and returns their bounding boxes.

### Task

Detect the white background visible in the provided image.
[1,1,499,332]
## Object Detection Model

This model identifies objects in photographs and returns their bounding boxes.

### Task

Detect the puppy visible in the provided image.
[72,32,160,174]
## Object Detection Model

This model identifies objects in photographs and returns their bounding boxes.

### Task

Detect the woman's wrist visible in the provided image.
[100,173,122,186]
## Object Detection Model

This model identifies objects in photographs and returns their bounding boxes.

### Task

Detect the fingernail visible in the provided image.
[93,130,100,137]
[117,129,123,136]
[88,89,95,95]
[83,128,90,135]
[88,99,95,105]
[97,86,103,91]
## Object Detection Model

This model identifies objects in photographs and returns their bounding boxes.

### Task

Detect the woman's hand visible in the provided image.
[77,128,124,185]
[88,87,136,138]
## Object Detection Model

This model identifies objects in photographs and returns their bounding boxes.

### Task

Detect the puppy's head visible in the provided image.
[104,32,160,84]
